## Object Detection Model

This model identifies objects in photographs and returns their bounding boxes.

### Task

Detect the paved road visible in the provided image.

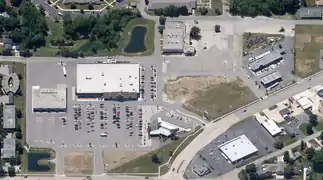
[161,72,323,180]
[1,175,158,180]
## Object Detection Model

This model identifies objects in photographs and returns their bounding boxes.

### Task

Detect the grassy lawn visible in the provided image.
[299,123,310,136]
[36,18,155,57]
[21,148,56,174]
[294,25,323,78]
[243,33,284,52]
[110,127,202,173]
[306,0,316,5]
[315,121,323,131]
[275,135,297,146]
[183,78,257,120]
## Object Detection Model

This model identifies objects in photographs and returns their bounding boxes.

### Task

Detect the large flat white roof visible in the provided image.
[77,63,140,94]
[32,84,67,112]
[218,134,258,163]
[255,114,281,136]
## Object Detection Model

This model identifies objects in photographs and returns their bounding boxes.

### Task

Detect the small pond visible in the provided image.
[28,153,51,172]
[124,26,147,53]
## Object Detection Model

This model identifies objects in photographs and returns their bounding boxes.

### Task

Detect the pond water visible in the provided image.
[28,153,51,172]
[124,26,147,53]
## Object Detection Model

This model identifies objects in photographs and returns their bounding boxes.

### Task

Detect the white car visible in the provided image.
[58,11,63,16]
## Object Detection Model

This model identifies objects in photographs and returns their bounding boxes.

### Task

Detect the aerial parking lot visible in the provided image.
[184,117,276,179]
[242,35,295,94]
[25,59,203,175]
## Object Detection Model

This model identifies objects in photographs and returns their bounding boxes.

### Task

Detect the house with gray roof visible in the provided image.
[2,138,15,159]
[147,0,196,14]
[3,105,15,129]
[297,7,323,19]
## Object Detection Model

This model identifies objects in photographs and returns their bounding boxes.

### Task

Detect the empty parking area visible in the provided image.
[184,117,275,178]
[242,37,295,94]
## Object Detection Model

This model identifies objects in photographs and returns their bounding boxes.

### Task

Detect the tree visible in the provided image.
[307,147,315,161]
[284,151,291,163]
[239,169,248,180]
[214,8,221,15]
[274,141,284,149]
[158,25,165,34]
[8,166,15,177]
[307,123,314,135]
[284,165,294,179]
[79,52,84,58]
[228,0,300,17]
[159,15,166,25]
[245,163,256,174]
[301,140,307,151]
[279,27,285,32]
[15,132,22,140]
[47,0,52,4]
[312,150,323,173]
[309,114,318,126]
[215,25,221,33]
[198,7,208,15]
[190,26,201,40]
[39,5,46,16]
[70,3,77,9]
[88,3,94,10]
[151,154,160,164]
[9,156,16,166]
[321,132,323,140]
[80,9,84,14]
[145,0,149,5]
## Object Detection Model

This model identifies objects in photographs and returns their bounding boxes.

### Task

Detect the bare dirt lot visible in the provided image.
[164,76,256,120]
[294,25,323,78]
[103,151,149,172]
[64,151,93,174]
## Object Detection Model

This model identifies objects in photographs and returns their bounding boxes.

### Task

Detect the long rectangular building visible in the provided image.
[76,63,140,100]
[249,51,283,72]
[218,134,258,163]
[260,71,282,87]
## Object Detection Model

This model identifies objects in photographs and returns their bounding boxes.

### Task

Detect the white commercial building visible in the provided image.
[218,134,258,163]
[76,63,140,100]
[293,90,313,111]
[150,117,191,137]
[32,84,67,113]
[254,114,281,137]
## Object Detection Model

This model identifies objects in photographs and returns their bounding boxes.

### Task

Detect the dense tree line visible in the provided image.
[62,8,141,51]
[154,5,189,17]
[228,0,300,17]
[0,0,48,52]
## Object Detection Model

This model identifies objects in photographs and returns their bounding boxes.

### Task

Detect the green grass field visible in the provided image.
[183,78,257,120]
[294,25,323,78]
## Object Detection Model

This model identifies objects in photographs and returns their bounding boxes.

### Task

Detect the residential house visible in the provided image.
[3,105,15,129]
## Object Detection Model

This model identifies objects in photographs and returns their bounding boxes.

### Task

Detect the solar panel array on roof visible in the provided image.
[261,71,282,85]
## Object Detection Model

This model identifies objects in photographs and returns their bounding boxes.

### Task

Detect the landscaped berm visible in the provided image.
[294,25,323,78]
[164,76,257,120]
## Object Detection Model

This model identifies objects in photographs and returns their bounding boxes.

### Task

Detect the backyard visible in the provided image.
[294,25,323,78]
